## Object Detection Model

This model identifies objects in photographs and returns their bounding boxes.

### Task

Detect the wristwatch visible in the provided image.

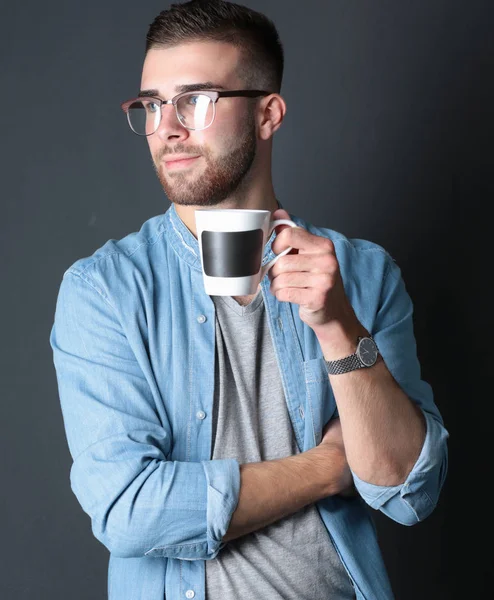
[325,336,380,375]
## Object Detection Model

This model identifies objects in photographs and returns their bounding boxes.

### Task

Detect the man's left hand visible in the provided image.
[269,208,362,337]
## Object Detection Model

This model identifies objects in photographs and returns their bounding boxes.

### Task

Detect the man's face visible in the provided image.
[140,42,258,207]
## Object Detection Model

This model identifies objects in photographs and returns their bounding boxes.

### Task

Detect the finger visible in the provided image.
[269,253,337,278]
[272,226,334,256]
[270,286,315,306]
[271,207,290,220]
[270,208,299,237]
[270,272,332,293]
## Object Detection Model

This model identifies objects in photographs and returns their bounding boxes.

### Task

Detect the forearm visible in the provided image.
[316,324,426,487]
[331,358,425,485]
[223,446,344,543]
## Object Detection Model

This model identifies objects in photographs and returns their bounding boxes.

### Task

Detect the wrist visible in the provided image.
[314,322,370,362]
[305,445,349,497]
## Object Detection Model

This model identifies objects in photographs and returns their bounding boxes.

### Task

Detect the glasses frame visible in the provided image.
[121,89,271,136]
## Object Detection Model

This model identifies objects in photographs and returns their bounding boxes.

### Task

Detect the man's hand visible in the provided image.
[269,209,369,359]
[315,417,357,498]
[269,209,358,330]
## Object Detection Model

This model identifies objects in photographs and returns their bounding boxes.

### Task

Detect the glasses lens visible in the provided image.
[176,93,214,130]
[127,99,160,136]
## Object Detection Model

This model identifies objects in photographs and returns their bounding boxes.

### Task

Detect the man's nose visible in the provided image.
[155,104,190,141]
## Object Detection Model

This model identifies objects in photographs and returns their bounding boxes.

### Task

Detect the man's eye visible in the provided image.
[186,95,200,105]
[144,102,159,112]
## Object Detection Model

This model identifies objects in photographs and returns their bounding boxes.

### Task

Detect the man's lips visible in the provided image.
[162,155,201,169]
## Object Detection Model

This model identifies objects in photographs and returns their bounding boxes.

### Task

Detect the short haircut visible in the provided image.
[145,0,284,92]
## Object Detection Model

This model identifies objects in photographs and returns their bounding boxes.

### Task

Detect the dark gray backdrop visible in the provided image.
[2,0,492,598]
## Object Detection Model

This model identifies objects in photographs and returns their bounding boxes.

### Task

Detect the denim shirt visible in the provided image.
[50,201,448,600]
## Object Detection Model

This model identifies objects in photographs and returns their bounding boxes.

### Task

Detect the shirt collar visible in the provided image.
[163,199,289,272]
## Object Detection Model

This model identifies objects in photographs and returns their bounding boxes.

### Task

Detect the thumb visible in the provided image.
[271,207,293,236]
[272,207,291,221]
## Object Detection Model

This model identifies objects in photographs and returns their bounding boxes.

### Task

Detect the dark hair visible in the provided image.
[145,0,284,92]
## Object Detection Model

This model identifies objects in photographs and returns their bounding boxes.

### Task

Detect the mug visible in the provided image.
[195,208,299,296]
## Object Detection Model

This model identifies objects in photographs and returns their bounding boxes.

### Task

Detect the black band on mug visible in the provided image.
[201,229,264,277]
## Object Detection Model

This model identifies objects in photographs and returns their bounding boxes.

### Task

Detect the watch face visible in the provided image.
[357,337,378,367]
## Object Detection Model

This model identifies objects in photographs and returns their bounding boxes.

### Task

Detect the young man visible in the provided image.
[50,1,449,599]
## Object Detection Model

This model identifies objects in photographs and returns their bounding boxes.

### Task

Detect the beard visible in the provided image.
[152,114,257,207]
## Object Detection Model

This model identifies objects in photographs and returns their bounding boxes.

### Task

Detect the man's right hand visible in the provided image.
[315,417,357,497]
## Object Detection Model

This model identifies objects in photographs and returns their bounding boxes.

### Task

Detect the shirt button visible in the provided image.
[197,315,207,324]
[185,591,195,599]
[196,410,206,420]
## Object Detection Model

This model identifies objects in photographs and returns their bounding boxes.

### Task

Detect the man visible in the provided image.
[49,1,449,599]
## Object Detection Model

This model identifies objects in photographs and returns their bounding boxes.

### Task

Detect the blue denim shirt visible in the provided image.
[50,201,448,600]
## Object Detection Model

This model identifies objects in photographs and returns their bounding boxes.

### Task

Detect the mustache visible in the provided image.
[158,144,204,161]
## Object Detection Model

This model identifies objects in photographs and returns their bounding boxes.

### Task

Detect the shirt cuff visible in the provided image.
[202,458,241,557]
[351,410,448,524]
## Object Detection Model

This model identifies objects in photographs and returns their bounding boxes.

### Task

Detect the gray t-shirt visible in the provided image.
[205,291,355,600]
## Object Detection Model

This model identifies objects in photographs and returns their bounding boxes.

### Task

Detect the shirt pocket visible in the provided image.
[303,357,337,447]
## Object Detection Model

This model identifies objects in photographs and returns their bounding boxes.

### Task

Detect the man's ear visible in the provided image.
[258,94,286,140]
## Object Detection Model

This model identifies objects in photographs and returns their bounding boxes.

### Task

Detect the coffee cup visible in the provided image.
[195,208,299,296]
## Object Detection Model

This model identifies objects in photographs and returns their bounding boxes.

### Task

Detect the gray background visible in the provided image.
[2,0,492,598]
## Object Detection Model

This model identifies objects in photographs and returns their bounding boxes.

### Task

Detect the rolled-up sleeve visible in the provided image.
[351,254,449,525]
[50,269,240,559]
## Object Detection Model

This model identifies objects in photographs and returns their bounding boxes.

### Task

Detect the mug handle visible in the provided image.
[260,219,300,279]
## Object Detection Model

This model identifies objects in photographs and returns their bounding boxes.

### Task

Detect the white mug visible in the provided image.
[195,208,299,296]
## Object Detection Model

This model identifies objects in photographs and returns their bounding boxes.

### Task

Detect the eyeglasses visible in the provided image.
[120,89,271,136]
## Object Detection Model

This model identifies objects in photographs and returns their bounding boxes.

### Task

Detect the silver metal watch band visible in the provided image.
[325,352,364,375]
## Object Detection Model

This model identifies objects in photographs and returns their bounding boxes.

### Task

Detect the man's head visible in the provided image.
[136,0,286,207]
[145,0,284,93]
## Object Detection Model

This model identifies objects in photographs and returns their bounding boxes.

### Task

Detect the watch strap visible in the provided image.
[325,352,364,375]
